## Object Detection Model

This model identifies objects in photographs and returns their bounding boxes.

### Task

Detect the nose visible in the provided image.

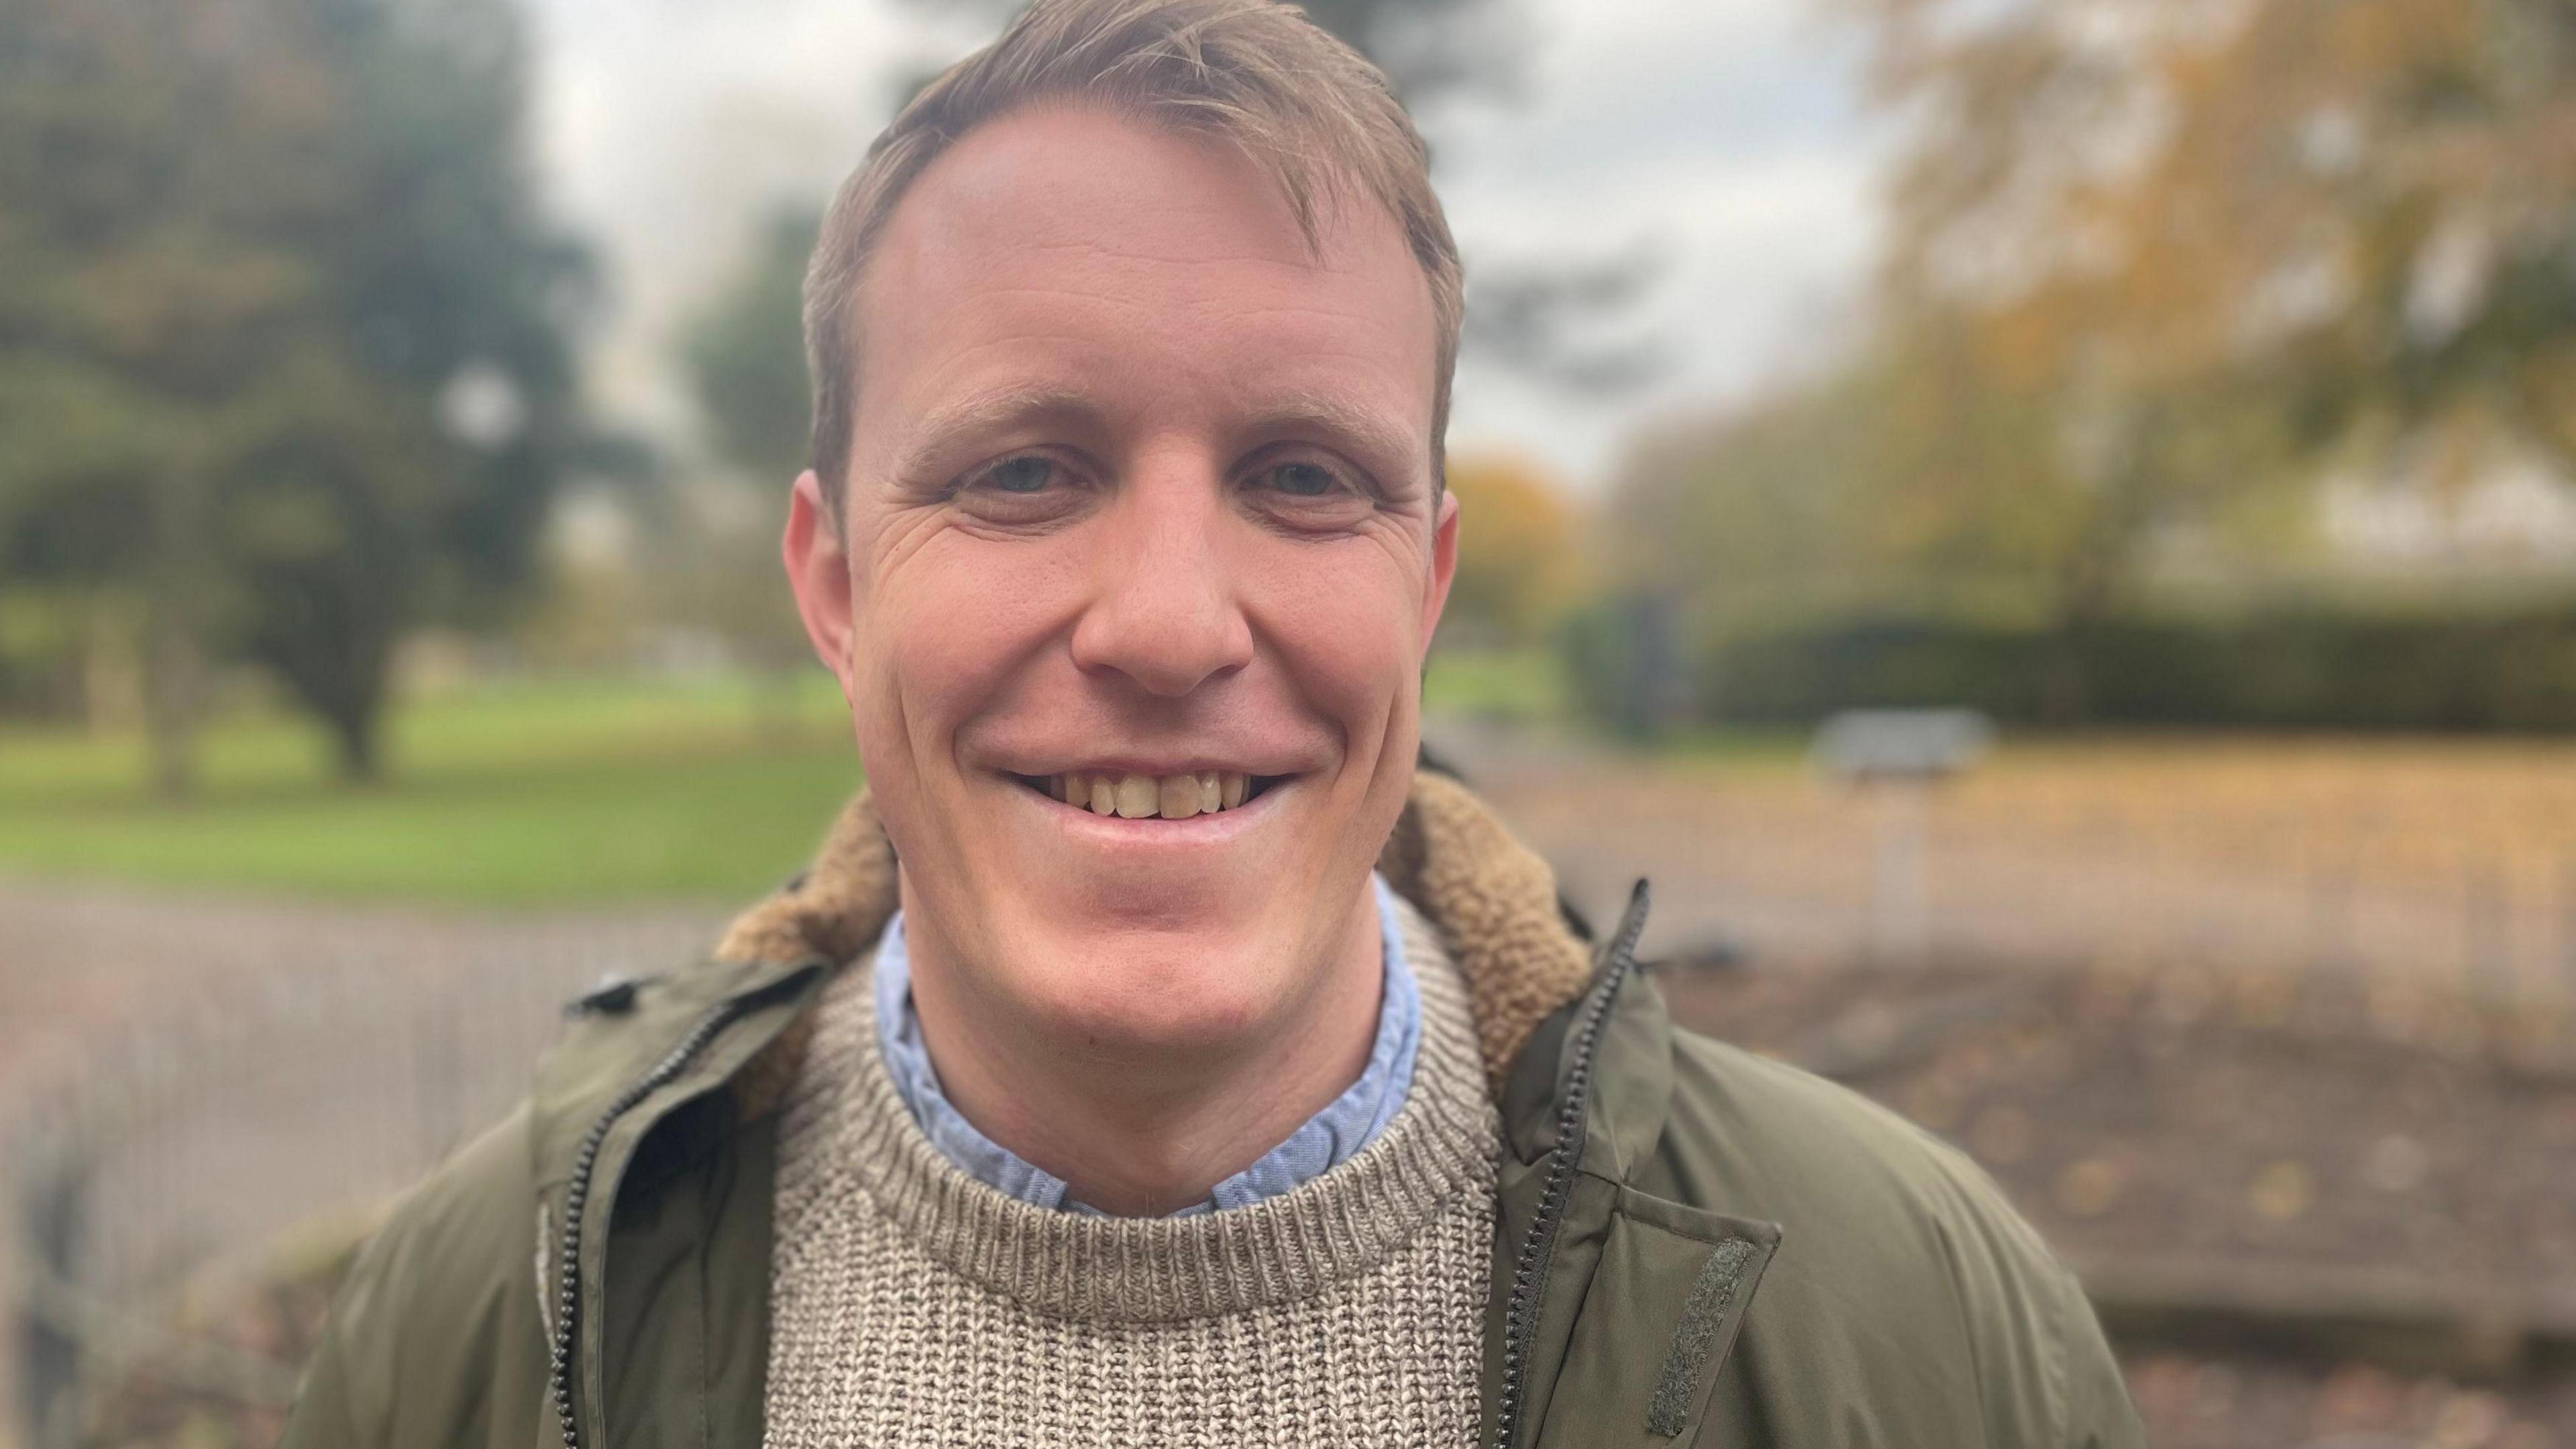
[1068,460,1254,698]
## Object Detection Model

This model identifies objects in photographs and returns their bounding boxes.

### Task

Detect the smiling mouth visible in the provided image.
[1010,769,1284,820]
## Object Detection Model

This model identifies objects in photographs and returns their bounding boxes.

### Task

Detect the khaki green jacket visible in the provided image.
[282,773,2143,1449]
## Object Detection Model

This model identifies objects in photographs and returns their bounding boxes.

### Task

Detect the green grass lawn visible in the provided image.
[0,672,865,906]
[0,651,1597,906]
[1418,644,1572,720]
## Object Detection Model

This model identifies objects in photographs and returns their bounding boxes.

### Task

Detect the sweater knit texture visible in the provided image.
[764,893,1501,1448]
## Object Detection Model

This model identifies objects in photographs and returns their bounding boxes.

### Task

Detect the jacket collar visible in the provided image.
[1494,882,1677,1179]
[527,769,1614,1198]
[712,769,1605,1116]
[527,771,1763,1449]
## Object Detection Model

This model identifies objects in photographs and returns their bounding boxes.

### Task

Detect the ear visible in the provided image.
[783,470,858,702]
[1420,484,1460,647]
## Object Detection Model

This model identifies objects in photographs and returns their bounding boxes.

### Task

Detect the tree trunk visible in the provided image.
[142,467,210,802]
[328,698,382,784]
[142,610,203,801]
[254,551,399,788]
[2042,407,2164,729]
[2041,543,2123,729]
[306,611,391,786]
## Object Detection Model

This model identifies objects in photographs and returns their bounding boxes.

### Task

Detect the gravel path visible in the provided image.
[0,881,727,1449]
[0,879,726,1108]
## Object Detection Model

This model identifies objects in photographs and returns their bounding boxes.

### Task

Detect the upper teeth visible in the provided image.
[1052,771,1251,818]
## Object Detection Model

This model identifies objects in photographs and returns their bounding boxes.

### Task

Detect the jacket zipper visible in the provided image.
[547,995,757,1449]
[540,885,1646,1449]
[1491,879,1652,1449]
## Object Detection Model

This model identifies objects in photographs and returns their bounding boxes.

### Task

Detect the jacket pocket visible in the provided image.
[1535,1186,1780,1449]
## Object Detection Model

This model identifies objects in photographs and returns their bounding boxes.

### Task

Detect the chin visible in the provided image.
[1004,916,1287,1055]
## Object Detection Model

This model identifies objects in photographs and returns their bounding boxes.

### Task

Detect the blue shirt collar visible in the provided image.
[872,873,1422,1218]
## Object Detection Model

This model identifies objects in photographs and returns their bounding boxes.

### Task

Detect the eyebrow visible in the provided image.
[887,385,1102,488]
[1238,392,1426,490]
[883,382,1429,492]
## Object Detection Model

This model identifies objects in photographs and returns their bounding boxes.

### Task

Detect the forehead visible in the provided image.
[852,105,1438,459]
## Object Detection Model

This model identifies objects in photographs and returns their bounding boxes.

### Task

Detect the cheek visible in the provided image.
[857,531,1081,759]
[1242,539,1429,746]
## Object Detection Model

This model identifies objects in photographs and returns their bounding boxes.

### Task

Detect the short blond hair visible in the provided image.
[802,0,1463,507]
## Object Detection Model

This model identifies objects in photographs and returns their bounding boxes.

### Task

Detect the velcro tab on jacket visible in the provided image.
[1647,1238,1756,1436]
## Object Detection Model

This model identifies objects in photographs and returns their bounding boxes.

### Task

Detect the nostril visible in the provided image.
[1065,586,1257,700]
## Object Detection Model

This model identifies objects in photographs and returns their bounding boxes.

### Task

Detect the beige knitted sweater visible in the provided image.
[763,896,1502,1448]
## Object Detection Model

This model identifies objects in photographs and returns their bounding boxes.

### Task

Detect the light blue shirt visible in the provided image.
[873,873,1421,1217]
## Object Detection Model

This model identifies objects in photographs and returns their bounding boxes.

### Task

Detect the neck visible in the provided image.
[901,883,1386,1217]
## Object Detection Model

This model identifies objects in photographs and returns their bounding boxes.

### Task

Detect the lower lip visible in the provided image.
[1022,776,1287,848]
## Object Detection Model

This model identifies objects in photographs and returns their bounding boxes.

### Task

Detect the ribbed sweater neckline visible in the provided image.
[778,896,1500,1325]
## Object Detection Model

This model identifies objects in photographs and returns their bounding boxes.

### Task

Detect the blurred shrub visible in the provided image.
[1558,592,1695,739]
[1440,455,1585,647]
[1686,606,2576,731]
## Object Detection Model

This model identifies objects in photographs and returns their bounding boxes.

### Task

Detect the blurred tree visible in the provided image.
[1440,455,1582,645]
[1460,243,1672,398]
[1281,0,1522,105]
[680,208,824,706]
[0,0,590,789]
[1856,0,2576,449]
[688,209,822,490]
[896,0,1523,104]
[1786,0,2576,716]
[1606,325,2300,720]
[1609,377,1891,643]
[1851,0,2575,543]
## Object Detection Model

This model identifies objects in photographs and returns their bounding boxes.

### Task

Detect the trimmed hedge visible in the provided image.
[1570,605,2576,732]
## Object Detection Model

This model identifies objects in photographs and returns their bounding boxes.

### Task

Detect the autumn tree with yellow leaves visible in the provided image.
[1856,0,2576,600]
[1440,455,1586,647]
[1859,0,2576,462]
[1611,0,2576,722]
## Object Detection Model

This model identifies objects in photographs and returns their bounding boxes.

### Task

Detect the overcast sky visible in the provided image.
[521,0,1890,494]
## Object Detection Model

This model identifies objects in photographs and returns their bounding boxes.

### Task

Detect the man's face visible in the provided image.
[786,105,1456,1057]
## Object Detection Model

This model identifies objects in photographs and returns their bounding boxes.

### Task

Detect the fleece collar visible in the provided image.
[715,770,1601,1104]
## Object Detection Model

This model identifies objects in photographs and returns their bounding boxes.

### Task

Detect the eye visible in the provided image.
[947,449,1091,526]
[1258,460,1348,498]
[982,454,1056,494]
[1240,452,1376,533]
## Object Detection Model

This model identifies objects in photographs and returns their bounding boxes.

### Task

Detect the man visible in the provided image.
[284,1,2145,1444]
